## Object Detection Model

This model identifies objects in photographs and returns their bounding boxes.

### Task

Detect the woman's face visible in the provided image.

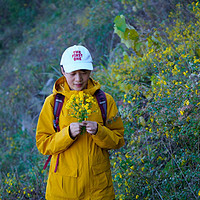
[63,69,91,91]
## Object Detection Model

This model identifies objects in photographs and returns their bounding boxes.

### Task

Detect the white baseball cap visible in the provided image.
[60,45,93,73]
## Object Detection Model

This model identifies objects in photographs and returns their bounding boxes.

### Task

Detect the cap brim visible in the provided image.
[63,62,93,73]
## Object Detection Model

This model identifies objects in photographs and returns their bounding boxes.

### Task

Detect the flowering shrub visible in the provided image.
[96,1,200,199]
[0,170,46,200]
[0,129,46,199]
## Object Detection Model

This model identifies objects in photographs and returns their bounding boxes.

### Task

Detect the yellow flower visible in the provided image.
[136,195,139,199]
[6,189,11,194]
[84,104,89,110]
[76,98,80,104]
[130,166,134,170]
[184,99,189,106]
[186,116,190,122]
[87,109,92,115]
[125,188,129,193]
[141,167,145,171]
[183,71,188,76]
[180,110,184,115]
[157,156,163,161]
[185,84,189,89]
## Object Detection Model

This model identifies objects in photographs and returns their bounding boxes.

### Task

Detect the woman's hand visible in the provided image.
[69,121,98,139]
[69,122,82,139]
[82,121,98,135]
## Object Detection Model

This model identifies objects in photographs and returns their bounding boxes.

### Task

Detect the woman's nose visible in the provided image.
[75,73,82,81]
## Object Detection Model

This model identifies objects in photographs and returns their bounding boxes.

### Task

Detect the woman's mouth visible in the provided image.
[75,84,82,88]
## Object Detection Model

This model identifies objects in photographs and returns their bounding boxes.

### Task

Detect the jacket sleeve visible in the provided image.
[92,93,125,149]
[36,94,75,155]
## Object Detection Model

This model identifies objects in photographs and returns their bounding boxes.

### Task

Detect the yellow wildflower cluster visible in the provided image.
[65,91,97,124]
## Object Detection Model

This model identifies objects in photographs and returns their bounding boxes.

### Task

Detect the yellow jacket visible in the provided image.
[36,77,125,200]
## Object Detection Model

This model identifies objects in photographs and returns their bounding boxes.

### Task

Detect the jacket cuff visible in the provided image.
[56,126,76,149]
[69,125,77,140]
[92,123,106,140]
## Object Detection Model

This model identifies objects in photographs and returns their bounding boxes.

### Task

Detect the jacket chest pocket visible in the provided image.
[91,161,112,190]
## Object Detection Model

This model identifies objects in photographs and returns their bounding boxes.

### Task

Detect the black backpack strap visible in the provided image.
[53,93,65,132]
[43,93,65,171]
[95,89,107,126]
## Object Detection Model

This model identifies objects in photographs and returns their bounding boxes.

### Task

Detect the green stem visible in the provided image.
[80,126,86,135]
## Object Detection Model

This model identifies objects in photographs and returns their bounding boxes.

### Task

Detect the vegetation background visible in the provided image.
[0,0,199,199]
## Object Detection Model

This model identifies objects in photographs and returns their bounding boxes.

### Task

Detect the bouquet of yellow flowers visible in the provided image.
[65,91,97,134]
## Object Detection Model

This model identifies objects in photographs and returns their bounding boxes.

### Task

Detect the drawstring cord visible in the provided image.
[54,153,60,172]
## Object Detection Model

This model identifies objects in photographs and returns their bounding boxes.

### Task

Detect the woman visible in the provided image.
[36,45,124,200]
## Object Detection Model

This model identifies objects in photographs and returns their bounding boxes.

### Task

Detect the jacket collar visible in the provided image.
[53,76,101,98]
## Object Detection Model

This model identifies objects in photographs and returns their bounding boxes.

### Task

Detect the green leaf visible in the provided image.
[119,82,132,93]
[123,54,130,62]
[134,41,143,52]
[133,84,139,91]
[121,38,134,49]
[114,15,127,33]
[134,41,143,57]
[147,36,153,47]
[124,28,139,41]
[139,116,146,127]
[114,26,125,40]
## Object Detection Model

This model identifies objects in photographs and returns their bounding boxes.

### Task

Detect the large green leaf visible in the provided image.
[114,15,126,33]
[124,28,139,41]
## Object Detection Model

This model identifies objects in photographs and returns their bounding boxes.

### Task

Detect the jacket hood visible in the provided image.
[52,76,101,98]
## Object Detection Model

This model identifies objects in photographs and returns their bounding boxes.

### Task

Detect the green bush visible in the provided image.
[1,1,200,199]
[96,1,200,199]
[0,128,47,199]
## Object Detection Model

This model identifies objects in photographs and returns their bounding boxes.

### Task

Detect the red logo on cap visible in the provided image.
[72,51,83,61]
